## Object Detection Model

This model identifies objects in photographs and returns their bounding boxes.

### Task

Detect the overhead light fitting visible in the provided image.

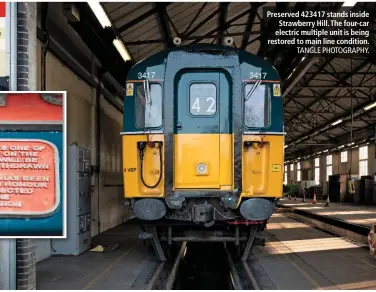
[284,145,289,148]
[323,150,328,152]
[364,101,376,111]
[113,38,132,62]
[88,1,112,28]
[342,0,357,7]
[331,119,343,126]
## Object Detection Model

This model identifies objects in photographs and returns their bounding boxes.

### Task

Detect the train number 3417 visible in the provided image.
[137,72,156,79]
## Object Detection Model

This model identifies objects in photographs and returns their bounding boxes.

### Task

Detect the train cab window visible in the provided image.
[244,83,270,128]
[189,83,217,116]
[135,83,162,128]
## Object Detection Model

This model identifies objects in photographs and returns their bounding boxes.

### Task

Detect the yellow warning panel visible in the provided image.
[272,164,282,172]
[126,83,134,96]
[273,84,281,97]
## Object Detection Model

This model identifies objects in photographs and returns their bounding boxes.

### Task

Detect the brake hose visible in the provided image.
[138,142,163,188]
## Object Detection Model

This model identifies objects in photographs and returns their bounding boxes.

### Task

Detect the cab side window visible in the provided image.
[244,83,270,128]
[135,83,162,128]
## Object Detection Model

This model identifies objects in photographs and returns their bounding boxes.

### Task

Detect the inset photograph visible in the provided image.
[0,92,66,237]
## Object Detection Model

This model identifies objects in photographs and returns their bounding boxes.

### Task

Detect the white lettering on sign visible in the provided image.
[0,163,49,169]
[0,201,23,208]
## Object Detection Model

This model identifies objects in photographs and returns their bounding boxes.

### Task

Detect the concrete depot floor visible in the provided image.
[279,198,376,228]
[37,211,376,290]
[250,212,376,290]
[36,220,159,290]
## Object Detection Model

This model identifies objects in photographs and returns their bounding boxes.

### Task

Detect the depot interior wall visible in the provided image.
[287,144,375,195]
[34,40,132,262]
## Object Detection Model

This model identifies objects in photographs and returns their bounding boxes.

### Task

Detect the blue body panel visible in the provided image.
[0,131,63,236]
[123,44,284,133]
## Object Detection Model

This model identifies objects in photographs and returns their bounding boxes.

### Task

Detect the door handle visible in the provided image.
[176,122,182,130]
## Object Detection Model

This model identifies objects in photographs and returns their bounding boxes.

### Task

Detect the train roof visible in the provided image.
[129,44,281,81]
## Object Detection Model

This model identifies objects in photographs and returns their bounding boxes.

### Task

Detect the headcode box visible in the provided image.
[0,92,66,238]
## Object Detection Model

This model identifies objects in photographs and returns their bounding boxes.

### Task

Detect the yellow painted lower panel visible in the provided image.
[122,133,284,200]
[174,134,221,189]
[242,135,284,199]
[122,134,164,198]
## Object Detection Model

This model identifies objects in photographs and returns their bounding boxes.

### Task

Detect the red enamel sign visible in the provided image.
[0,93,63,122]
[0,3,5,18]
[0,140,59,217]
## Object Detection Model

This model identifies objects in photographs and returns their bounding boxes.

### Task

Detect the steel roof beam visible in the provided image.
[285,89,368,144]
[285,59,369,125]
[185,8,220,37]
[182,3,207,35]
[218,3,229,44]
[241,3,258,50]
[285,126,375,160]
[283,57,319,97]
[123,31,262,45]
[257,3,288,57]
[320,67,374,98]
[189,5,266,45]
[288,94,376,148]
[118,5,168,33]
[283,55,337,106]
[298,86,375,89]
[155,3,174,48]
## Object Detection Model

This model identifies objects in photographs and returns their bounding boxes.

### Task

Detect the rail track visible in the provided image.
[146,241,260,290]
[225,243,260,290]
[147,241,187,290]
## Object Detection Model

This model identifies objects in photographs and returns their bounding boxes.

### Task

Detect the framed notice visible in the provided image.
[0,91,66,238]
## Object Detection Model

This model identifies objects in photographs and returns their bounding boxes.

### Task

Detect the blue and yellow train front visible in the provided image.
[121,46,284,246]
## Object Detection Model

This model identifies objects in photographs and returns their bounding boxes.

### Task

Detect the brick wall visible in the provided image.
[16,239,36,290]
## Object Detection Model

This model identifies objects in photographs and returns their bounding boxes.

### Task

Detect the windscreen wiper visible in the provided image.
[245,80,261,101]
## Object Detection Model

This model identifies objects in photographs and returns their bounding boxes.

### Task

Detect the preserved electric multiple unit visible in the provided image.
[122,44,284,260]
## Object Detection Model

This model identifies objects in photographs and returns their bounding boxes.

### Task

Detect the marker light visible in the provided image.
[331,119,343,126]
[364,101,376,111]
[113,38,132,62]
[88,1,112,28]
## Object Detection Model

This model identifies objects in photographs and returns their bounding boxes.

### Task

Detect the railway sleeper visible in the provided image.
[140,225,263,262]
